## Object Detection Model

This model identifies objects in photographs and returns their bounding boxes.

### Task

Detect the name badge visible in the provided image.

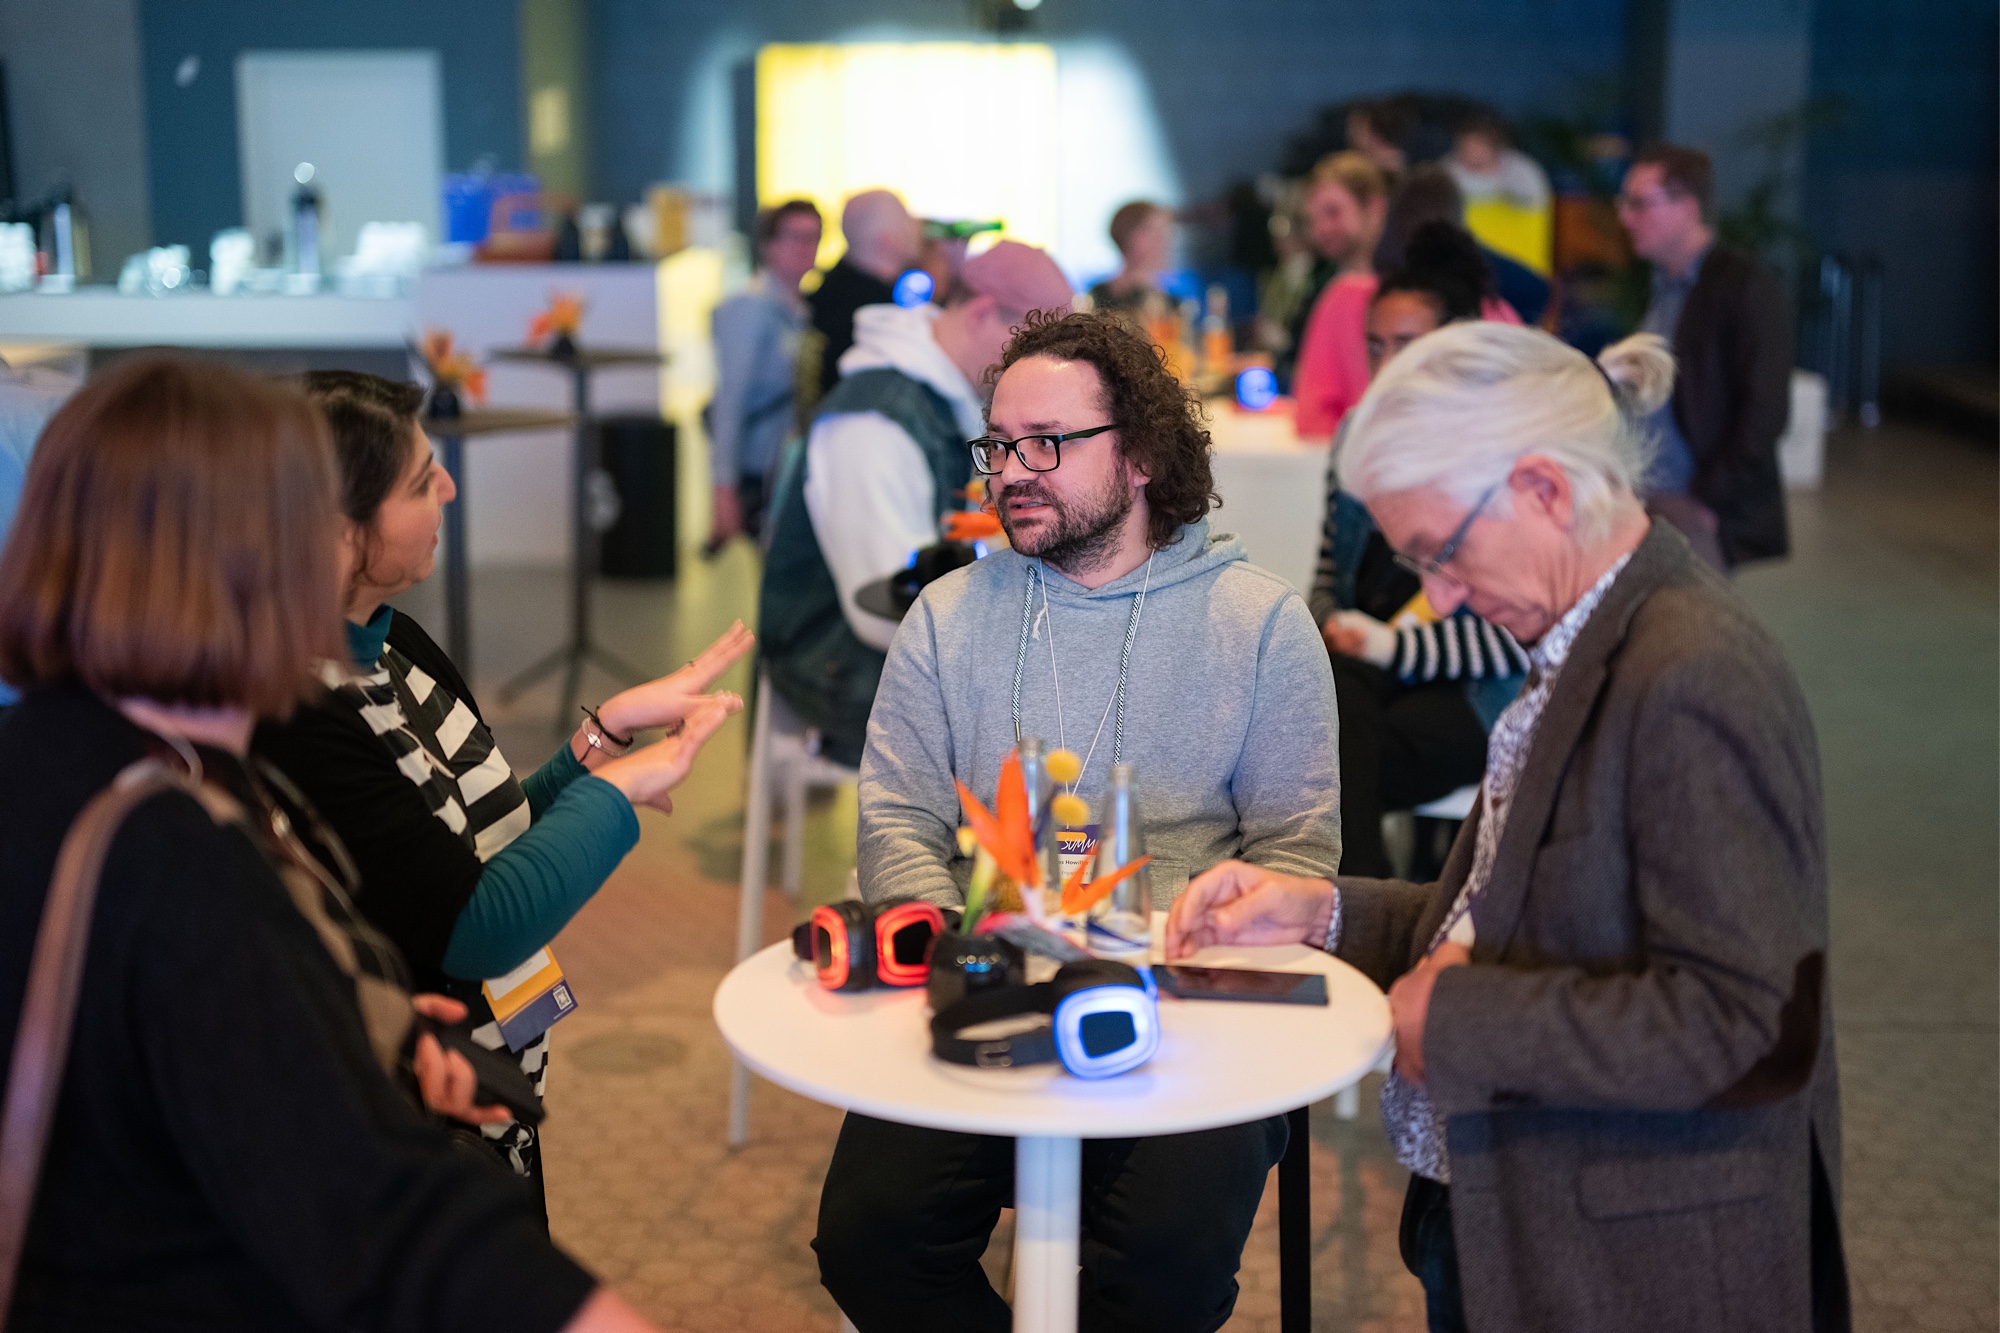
[1055,824,1100,888]
[482,947,578,1051]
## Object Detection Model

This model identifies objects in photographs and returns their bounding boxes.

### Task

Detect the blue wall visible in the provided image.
[1804,0,1997,366]
[589,0,1629,210]
[136,0,524,249]
[122,0,1998,367]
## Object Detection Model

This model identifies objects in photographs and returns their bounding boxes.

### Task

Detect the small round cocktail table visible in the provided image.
[713,932,1392,1333]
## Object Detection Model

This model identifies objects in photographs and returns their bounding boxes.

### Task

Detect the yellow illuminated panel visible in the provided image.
[756,42,1059,267]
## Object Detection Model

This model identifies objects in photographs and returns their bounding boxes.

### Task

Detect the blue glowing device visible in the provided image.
[1235,366,1280,411]
[930,959,1160,1080]
[892,268,936,307]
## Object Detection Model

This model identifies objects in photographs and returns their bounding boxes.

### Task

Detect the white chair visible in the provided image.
[1334,1045,1397,1120]
[729,670,858,1148]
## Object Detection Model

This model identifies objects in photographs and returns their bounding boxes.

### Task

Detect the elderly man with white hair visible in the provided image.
[1168,322,1848,1333]
[808,188,925,398]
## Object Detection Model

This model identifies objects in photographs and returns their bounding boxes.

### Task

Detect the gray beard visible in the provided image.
[998,467,1135,579]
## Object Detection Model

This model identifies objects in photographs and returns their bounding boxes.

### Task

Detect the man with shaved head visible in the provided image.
[761,240,1073,768]
[809,188,925,396]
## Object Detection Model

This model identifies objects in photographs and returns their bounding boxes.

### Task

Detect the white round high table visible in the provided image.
[713,930,1392,1333]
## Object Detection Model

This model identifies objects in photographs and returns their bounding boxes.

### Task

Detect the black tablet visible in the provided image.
[1154,965,1329,1006]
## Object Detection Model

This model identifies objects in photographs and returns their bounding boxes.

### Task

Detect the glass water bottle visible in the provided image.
[1016,739,1062,903]
[1093,762,1153,946]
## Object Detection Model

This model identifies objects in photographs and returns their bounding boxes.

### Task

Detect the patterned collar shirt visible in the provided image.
[1359,549,1635,1183]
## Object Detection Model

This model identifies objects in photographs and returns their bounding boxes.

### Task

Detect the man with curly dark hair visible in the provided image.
[814,310,1342,1332]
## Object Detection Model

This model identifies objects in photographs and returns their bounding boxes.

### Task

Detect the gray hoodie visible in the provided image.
[858,519,1341,909]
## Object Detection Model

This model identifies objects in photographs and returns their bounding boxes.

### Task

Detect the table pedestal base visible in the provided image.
[1013,1135,1081,1332]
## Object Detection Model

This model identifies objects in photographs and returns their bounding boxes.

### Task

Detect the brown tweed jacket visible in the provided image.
[1336,520,1846,1333]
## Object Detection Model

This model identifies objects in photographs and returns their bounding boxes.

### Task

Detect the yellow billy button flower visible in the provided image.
[1049,792,1091,828]
[1045,748,1083,786]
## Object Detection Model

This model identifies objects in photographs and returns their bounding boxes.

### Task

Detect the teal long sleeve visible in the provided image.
[440,774,640,979]
[521,739,590,819]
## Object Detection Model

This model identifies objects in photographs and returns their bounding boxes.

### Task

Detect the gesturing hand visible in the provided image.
[597,621,755,738]
[1323,619,1369,659]
[593,693,741,815]
[409,994,514,1128]
[1386,941,1470,1086]
[1163,861,1337,960]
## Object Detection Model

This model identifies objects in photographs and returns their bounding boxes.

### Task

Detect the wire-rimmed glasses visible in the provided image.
[1391,483,1500,580]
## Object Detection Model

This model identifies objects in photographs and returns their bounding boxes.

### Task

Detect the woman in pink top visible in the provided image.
[1294,258,1521,438]
[1294,164,1531,438]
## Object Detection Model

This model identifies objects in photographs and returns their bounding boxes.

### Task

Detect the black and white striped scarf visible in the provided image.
[321,647,547,1174]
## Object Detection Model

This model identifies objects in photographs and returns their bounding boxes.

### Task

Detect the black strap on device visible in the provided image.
[930,982,1060,1069]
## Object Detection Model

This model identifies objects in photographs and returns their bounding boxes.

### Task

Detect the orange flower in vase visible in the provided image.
[953,747,1151,933]
[418,329,487,418]
[528,292,586,357]
[955,750,1043,924]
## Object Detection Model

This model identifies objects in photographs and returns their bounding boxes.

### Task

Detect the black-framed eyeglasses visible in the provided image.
[968,424,1116,475]
[1392,483,1499,581]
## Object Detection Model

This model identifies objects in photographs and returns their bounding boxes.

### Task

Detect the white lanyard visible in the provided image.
[1011,553,1153,794]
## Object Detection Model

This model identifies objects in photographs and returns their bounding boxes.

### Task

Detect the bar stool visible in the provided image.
[728,669,858,1147]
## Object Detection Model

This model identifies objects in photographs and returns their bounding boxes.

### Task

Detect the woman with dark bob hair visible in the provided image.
[255,371,747,1206]
[0,357,661,1331]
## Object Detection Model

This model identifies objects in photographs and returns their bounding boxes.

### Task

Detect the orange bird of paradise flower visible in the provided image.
[955,747,1156,918]
[941,510,1004,543]
[955,751,1042,890]
[528,292,585,345]
[419,329,487,405]
[1060,851,1152,917]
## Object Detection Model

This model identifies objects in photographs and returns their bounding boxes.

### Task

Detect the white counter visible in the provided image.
[0,288,413,348]
[0,259,729,568]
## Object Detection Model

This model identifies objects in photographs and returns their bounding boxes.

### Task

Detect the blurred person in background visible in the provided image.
[1346,96,1414,177]
[1445,107,1551,213]
[913,219,1001,307]
[1376,163,1549,327]
[1293,159,1516,437]
[1087,199,1176,316]
[808,189,924,399]
[759,241,1072,768]
[256,372,747,1215]
[0,357,664,1333]
[0,356,77,709]
[1274,151,1388,390]
[707,199,821,548]
[1617,143,1792,572]
[1309,221,1531,879]
[1170,323,1846,1333]
[1252,187,1317,361]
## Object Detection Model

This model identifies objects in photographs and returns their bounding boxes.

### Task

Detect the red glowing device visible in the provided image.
[792,899,946,991]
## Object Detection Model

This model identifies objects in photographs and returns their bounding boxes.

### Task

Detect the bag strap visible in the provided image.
[0,758,196,1319]
[0,749,418,1321]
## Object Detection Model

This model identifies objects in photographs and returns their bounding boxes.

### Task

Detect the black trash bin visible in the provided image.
[597,414,678,580]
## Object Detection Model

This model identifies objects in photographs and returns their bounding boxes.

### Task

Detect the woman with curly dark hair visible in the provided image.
[816,308,1340,1331]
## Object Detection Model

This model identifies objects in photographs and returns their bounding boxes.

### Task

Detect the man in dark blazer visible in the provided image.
[1167,320,1846,1333]
[1617,144,1794,570]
